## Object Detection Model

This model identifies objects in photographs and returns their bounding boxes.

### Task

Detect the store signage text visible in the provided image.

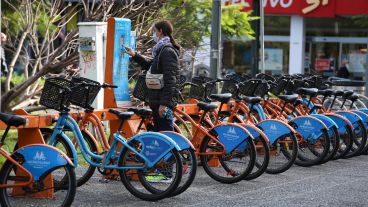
[224,0,368,17]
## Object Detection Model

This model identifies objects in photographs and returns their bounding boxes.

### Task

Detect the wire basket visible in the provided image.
[132,74,149,103]
[285,79,306,94]
[69,77,101,109]
[221,73,249,96]
[238,80,270,98]
[40,78,72,111]
[188,76,215,101]
[270,78,288,95]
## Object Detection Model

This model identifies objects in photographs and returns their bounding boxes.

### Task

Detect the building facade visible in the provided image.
[222,0,368,80]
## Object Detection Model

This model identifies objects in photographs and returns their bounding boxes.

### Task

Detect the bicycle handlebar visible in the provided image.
[102,83,118,88]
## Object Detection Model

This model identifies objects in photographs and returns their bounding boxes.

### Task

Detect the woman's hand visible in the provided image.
[124,46,136,57]
[158,105,167,118]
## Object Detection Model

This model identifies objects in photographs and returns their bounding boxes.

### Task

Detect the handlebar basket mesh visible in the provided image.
[132,74,149,103]
[221,74,249,96]
[69,77,101,109]
[188,76,215,101]
[270,78,288,95]
[40,78,72,111]
[285,79,306,94]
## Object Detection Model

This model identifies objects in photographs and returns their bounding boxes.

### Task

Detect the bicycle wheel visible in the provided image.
[119,140,183,201]
[294,129,330,167]
[343,120,367,158]
[333,124,354,160]
[244,135,270,180]
[320,126,339,164]
[266,132,298,174]
[41,128,97,187]
[135,148,197,197]
[200,136,256,184]
[217,112,268,180]
[0,159,76,207]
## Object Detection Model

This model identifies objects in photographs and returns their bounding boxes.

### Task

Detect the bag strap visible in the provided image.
[156,45,175,73]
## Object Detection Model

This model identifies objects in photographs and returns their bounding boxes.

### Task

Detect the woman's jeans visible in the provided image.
[150,104,174,131]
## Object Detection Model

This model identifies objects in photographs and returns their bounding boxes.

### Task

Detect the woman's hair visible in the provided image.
[154,20,180,51]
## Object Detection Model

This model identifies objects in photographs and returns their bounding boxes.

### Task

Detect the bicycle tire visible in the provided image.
[0,159,76,207]
[320,126,339,163]
[294,128,330,167]
[119,142,183,201]
[200,136,256,184]
[243,134,270,180]
[265,132,298,174]
[343,120,367,158]
[332,124,354,160]
[217,111,269,180]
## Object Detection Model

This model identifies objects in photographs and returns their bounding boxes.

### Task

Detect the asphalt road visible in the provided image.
[73,155,368,207]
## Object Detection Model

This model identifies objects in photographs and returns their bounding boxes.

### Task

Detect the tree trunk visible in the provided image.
[5,31,28,92]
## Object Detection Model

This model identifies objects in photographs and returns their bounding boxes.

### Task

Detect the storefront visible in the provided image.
[222,0,368,80]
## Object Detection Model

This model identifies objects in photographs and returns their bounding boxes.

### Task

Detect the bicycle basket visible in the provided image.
[188,76,215,101]
[270,78,288,95]
[285,79,305,94]
[220,73,248,96]
[69,77,101,109]
[238,81,259,97]
[254,82,270,97]
[40,77,72,111]
[132,74,149,103]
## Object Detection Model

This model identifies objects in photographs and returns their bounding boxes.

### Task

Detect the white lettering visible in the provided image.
[280,0,293,8]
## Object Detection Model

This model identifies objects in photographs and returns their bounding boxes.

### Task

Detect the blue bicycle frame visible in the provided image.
[48,113,179,170]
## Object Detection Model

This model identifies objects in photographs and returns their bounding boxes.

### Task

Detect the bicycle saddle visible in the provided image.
[348,93,359,102]
[0,113,26,127]
[108,109,134,120]
[197,102,218,112]
[295,88,318,97]
[333,90,344,96]
[317,89,334,97]
[243,96,262,104]
[127,108,152,117]
[210,93,232,103]
[342,90,354,98]
[278,94,299,104]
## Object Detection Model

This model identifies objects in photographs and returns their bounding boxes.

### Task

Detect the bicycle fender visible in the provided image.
[211,123,252,154]
[241,124,270,143]
[336,111,362,125]
[127,132,179,168]
[160,131,195,151]
[310,114,337,129]
[15,144,73,181]
[359,108,368,116]
[257,119,295,145]
[325,113,353,134]
[352,110,368,127]
[290,116,327,142]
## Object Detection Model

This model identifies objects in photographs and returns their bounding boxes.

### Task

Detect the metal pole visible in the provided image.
[251,0,260,76]
[260,0,265,73]
[210,0,221,80]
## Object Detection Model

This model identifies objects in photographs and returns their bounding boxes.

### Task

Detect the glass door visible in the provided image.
[310,42,339,77]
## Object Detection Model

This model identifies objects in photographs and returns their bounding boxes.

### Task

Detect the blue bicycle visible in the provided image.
[40,77,183,201]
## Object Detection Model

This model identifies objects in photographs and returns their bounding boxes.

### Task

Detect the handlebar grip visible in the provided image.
[102,83,118,88]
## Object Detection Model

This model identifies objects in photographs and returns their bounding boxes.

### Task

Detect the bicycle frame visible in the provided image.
[173,108,226,156]
[49,113,155,170]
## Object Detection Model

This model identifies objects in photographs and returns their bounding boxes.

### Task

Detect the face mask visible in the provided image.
[152,31,159,43]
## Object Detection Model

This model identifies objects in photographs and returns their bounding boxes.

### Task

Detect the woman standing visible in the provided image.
[126,20,180,131]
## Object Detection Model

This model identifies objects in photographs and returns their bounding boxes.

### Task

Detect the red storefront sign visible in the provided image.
[315,59,330,71]
[224,0,368,17]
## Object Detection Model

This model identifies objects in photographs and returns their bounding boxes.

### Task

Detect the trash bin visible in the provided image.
[329,77,366,95]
